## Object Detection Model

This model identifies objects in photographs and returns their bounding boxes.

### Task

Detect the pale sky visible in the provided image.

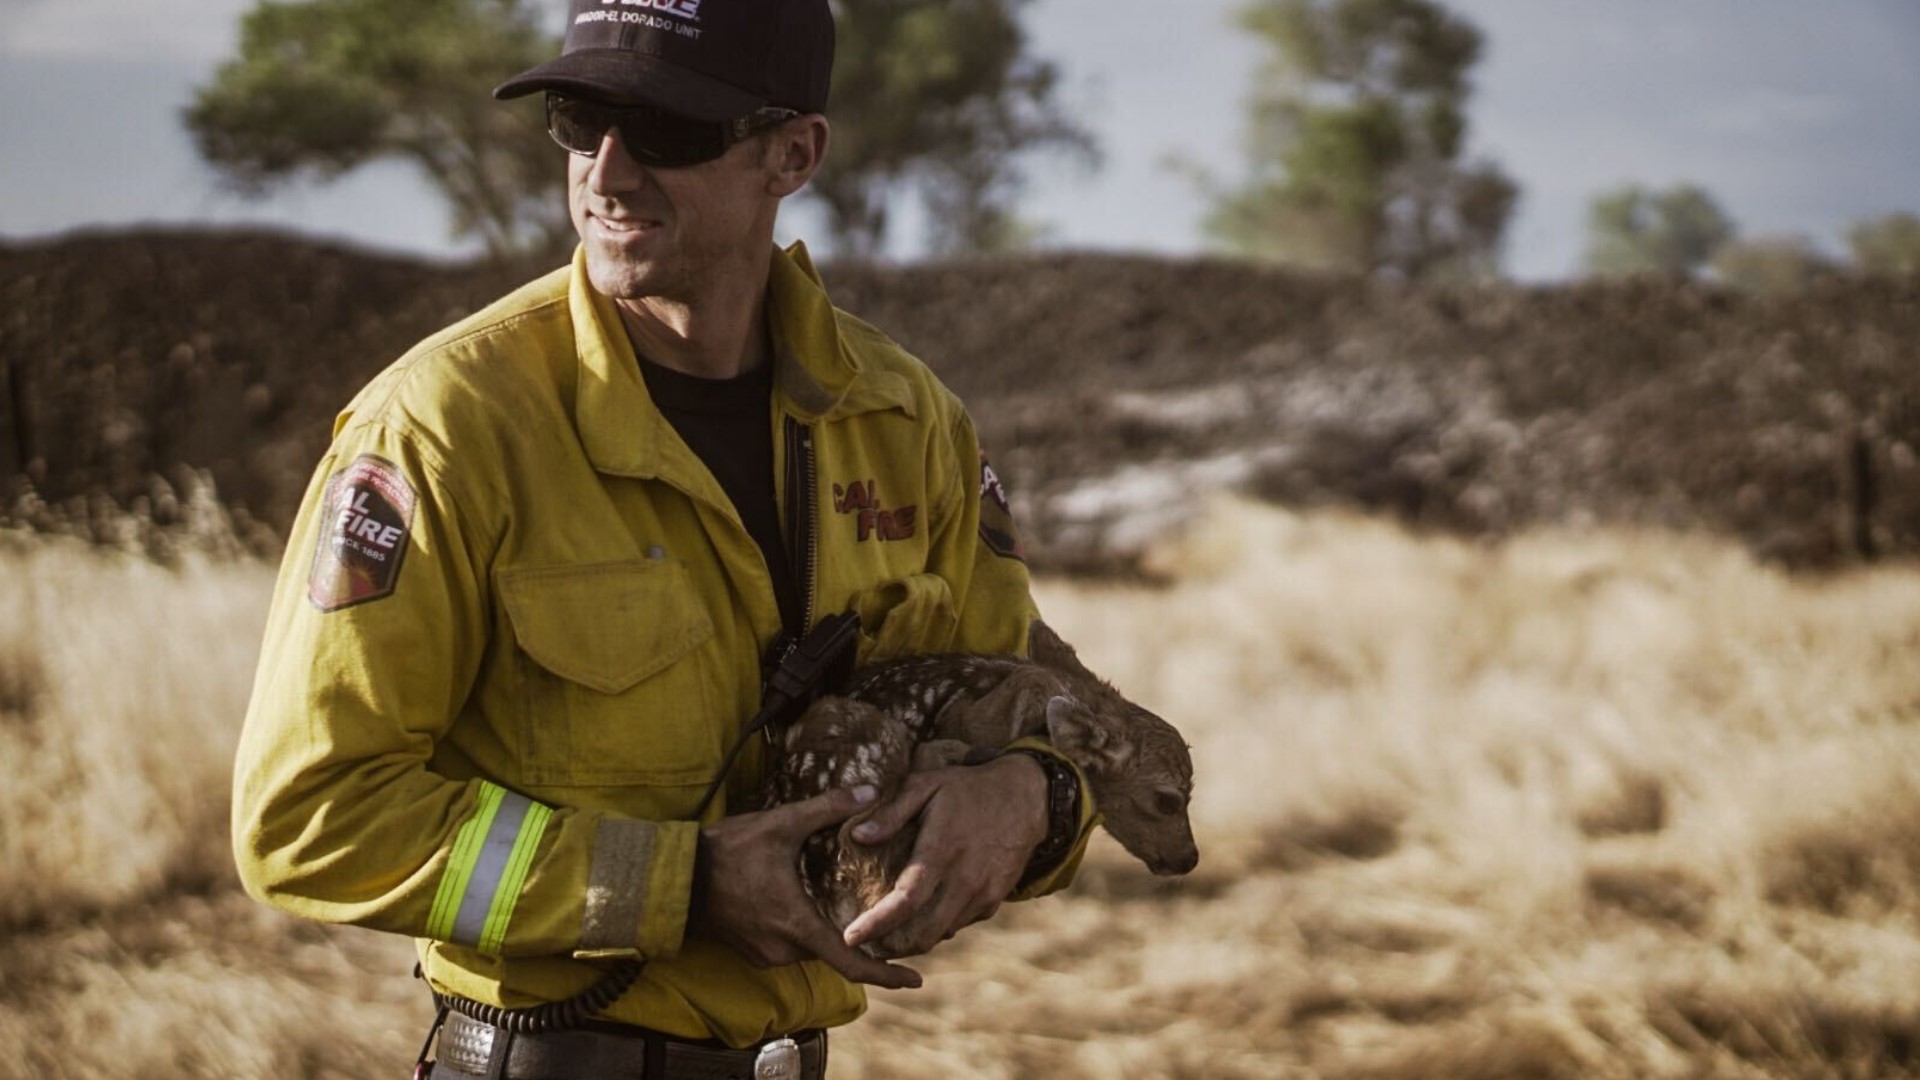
[2,0,1915,280]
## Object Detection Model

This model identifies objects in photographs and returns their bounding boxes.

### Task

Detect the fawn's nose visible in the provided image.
[1153,846,1200,876]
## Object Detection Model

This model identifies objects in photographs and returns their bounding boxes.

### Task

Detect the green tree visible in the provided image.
[190,0,1088,261]
[1582,183,1735,279]
[1201,0,1517,279]
[1709,235,1835,293]
[814,0,1095,257]
[1846,212,1920,277]
[186,0,567,261]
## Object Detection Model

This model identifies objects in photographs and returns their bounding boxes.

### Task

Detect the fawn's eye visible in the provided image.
[1152,790,1185,817]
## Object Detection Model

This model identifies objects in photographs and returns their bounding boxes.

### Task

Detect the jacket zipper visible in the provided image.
[782,416,818,634]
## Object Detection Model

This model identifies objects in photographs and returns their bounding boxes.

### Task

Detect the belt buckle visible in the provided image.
[753,1036,802,1080]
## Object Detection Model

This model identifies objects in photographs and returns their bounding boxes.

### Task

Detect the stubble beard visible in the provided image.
[575,220,671,301]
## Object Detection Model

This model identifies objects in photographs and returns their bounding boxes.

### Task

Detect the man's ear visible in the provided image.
[766,114,829,198]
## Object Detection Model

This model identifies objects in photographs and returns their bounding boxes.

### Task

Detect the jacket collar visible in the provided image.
[571,242,913,481]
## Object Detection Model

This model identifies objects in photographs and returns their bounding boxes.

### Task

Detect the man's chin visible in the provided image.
[584,248,669,301]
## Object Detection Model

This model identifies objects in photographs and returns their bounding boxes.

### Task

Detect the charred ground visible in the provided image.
[4,228,1918,572]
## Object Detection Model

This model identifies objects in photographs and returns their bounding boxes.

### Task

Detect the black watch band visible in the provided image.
[995,748,1082,889]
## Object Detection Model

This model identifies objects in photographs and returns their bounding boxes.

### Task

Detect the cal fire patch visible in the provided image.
[977,451,1025,562]
[308,454,417,612]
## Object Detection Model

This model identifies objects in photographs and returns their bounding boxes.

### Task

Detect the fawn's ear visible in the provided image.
[1029,620,1093,680]
[1045,695,1129,772]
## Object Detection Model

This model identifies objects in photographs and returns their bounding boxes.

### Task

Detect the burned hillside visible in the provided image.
[4,228,1918,573]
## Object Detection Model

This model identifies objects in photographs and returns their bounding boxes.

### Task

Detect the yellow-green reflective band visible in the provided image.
[427,782,551,953]
[427,785,503,942]
[480,799,552,955]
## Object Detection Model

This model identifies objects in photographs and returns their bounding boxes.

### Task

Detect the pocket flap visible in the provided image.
[499,560,713,695]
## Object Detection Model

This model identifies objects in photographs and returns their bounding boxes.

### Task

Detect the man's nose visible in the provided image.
[586,128,646,194]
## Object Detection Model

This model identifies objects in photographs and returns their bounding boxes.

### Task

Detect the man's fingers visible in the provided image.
[797,919,923,989]
[856,880,988,959]
[850,774,939,845]
[774,784,879,836]
[842,863,937,948]
[894,875,988,955]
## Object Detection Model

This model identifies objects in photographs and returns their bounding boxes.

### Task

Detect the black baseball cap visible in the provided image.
[494,0,833,122]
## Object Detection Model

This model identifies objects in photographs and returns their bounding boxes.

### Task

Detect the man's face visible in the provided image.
[568,125,775,304]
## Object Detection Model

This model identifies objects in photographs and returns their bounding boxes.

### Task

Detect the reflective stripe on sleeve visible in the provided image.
[427,782,554,954]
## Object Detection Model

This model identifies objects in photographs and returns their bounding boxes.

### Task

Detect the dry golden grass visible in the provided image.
[4,500,1919,1078]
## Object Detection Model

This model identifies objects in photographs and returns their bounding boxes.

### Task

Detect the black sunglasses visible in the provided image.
[545,93,799,169]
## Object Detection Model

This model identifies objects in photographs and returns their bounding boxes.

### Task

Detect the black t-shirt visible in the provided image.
[637,355,804,636]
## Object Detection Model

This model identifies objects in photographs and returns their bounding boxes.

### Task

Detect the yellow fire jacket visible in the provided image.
[232,242,1096,1047]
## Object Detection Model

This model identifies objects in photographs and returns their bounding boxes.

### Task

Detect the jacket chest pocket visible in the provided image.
[500,560,718,788]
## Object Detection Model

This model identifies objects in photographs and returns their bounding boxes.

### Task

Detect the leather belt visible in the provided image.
[433,1009,827,1080]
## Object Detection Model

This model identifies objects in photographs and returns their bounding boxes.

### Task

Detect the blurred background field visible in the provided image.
[4,497,1919,1078]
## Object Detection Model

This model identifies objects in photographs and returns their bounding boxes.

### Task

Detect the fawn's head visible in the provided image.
[1031,623,1199,876]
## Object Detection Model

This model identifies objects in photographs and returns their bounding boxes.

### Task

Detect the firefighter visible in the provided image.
[231,0,1094,1075]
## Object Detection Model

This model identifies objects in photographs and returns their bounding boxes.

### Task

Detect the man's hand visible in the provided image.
[696,785,923,990]
[839,754,1048,956]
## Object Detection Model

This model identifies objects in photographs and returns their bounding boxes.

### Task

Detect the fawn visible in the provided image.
[765,623,1198,957]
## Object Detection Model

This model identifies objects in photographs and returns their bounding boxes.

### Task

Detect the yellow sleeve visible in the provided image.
[928,408,1041,656]
[926,405,1097,897]
[231,421,696,961]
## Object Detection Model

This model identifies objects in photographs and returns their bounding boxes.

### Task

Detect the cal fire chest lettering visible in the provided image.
[308,454,418,612]
[833,479,917,542]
